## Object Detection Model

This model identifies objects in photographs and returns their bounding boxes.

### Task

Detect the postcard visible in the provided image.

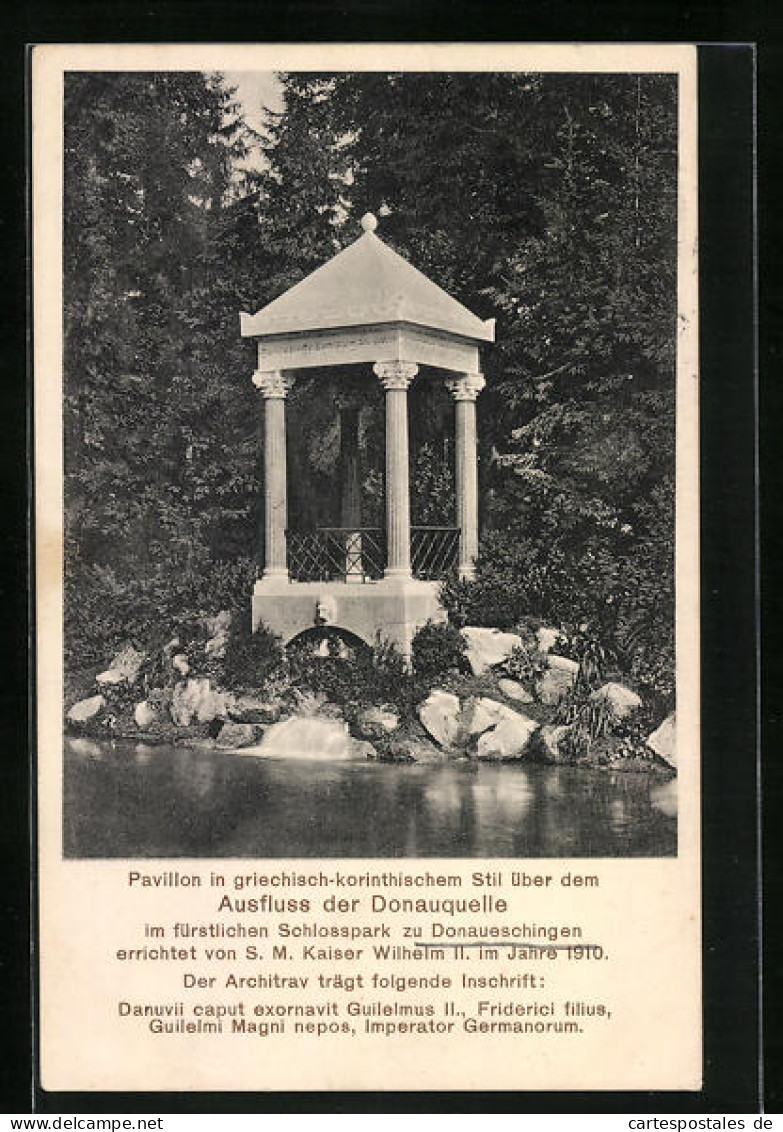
[34,42,700,1092]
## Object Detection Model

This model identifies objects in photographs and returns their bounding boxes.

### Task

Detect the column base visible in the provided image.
[383,567,414,581]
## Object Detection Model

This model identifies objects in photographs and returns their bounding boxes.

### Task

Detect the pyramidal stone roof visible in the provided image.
[240,213,495,343]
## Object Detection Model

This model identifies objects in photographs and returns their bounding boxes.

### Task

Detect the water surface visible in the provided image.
[64,737,676,858]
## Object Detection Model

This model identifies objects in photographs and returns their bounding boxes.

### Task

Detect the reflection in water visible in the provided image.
[650,777,678,819]
[63,738,677,859]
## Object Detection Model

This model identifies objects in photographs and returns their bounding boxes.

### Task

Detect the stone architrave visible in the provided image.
[446,373,485,580]
[252,370,295,579]
[374,361,418,577]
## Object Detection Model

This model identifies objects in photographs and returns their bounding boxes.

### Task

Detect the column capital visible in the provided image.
[374,361,418,391]
[446,373,486,402]
[252,370,295,399]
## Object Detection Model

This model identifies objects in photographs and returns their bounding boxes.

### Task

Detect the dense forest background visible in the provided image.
[63,70,678,709]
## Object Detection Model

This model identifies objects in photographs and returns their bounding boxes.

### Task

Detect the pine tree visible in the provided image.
[64,71,263,655]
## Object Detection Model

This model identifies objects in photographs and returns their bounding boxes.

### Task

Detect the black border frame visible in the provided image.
[2,8,764,1114]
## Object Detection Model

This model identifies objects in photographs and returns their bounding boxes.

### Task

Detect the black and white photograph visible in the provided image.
[60,62,684,860]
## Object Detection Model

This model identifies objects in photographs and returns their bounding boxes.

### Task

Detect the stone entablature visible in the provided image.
[253,323,483,377]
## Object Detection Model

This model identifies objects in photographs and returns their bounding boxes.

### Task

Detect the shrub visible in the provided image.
[439,533,534,630]
[222,617,284,690]
[612,705,659,760]
[555,622,616,692]
[556,692,616,760]
[64,550,260,672]
[501,643,547,685]
[411,620,468,680]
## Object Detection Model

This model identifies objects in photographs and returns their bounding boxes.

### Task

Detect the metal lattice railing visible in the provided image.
[286,526,460,583]
[411,526,460,579]
[287,528,386,582]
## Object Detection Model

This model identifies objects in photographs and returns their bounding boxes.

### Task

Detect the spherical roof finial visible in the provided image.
[360,211,378,233]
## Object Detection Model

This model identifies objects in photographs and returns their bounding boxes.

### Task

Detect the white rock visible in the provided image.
[206,610,232,635]
[497,677,534,704]
[204,612,232,658]
[535,655,579,705]
[134,700,158,729]
[95,668,126,686]
[205,632,230,659]
[476,716,540,761]
[216,721,257,749]
[252,717,369,761]
[592,682,642,719]
[172,654,190,676]
[461,627,523,676]
[463,697,525,737]
[170,678,232,727]
[418,690,462,748]
[647,713,676,766]
[228,694,281,724]
[537,724,570,760]
[67,695,105,724]
[536,626,561,654]
[95,644,145,686]
[355,705,400,740]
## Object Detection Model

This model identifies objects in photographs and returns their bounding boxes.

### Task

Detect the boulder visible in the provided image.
[646,713,676,767]
[216,721,258,749]
[228,694,283,724]
[353,740,378,761]
[354,705,400,741]
[461,627,523,676]
[67,695,105,725]
[497,677,534,704]
[418,690,462,749]
[205,610,232,659]
[535,655,579,705]
[206,610,232,636]
[172,654,190,676]
[170,678,233,727]
[476,715,540,761]
[134,700,158,729]
[536,626,561,654]
[463,696,525,738]
[591,682,642,720]
[536,723,570,761]
[96,644,146,687]
[254,717,370,761]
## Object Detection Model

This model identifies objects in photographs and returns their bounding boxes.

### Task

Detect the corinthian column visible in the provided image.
[446,373,486,581]
[374,361,418,578]
[252,370,295,579]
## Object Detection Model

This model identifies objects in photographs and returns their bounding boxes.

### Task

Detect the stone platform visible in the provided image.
[252,574,446,660]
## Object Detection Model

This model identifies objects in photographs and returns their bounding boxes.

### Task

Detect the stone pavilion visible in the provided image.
[240,213,494,659]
